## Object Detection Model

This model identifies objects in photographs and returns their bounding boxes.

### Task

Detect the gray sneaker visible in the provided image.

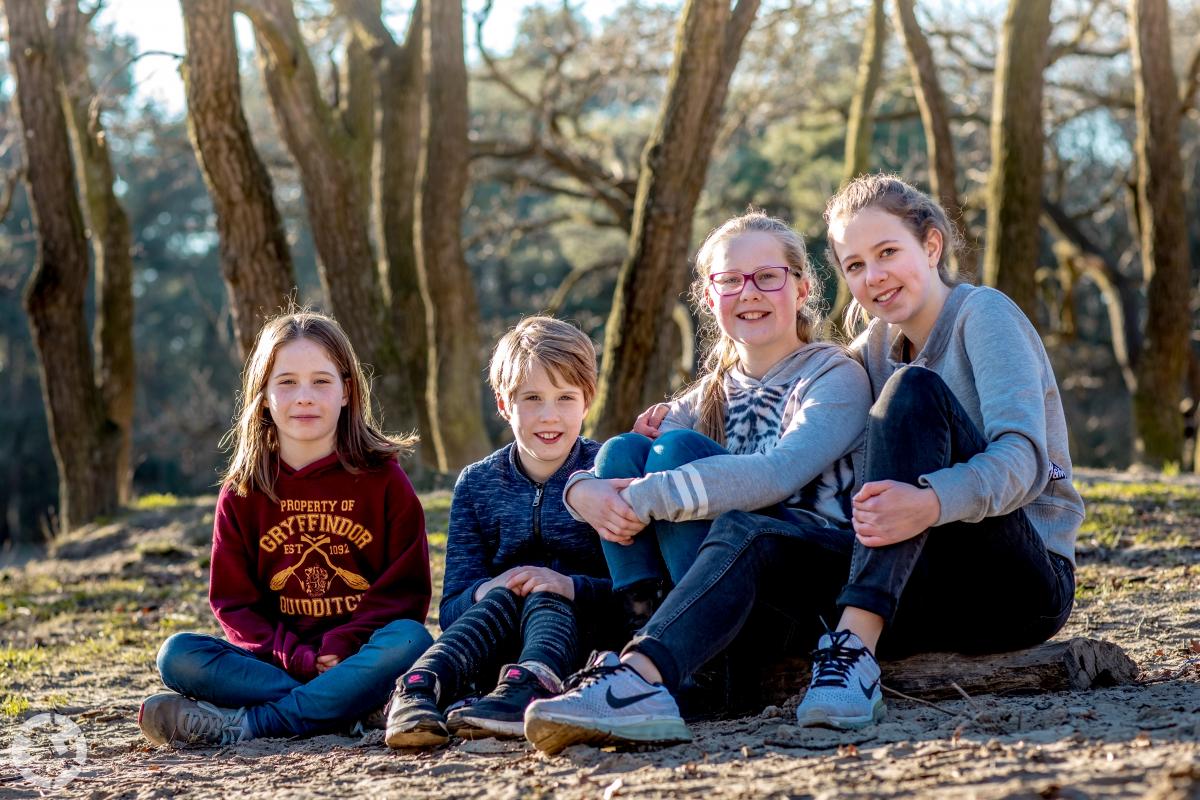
[523,652,692,754]
[795,630,886,729]
[138,693,251,746]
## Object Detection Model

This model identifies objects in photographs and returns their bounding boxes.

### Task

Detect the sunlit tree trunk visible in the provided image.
[179,0,296,357]
[892,0,976,279]
[415,0,491,470]
[242,0,409,435]
[588,0,760,440]
[983,0,1051,321]
[6,0,121,533]
[53,0,136,502]
[1129,0,1191,467]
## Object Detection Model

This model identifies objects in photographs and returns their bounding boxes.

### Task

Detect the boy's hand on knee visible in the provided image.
[505,567,574,600]
[315,654,341,673]
[474,567,526,602]
[852,480,941,547]
[632,404,670,438]
[568,478,644,542]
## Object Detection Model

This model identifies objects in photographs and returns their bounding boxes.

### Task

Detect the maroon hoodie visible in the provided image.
[209,452,430,681]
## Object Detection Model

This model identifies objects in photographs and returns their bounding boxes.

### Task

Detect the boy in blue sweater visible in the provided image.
[385,317,616,748]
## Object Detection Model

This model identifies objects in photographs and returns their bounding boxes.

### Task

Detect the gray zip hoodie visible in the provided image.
[852,283,1083,564]
[566,342,870,527]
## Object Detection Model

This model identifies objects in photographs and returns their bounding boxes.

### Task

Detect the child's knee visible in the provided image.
[156,631,210,688]
[595,432,653,478]
[646,429,722,471]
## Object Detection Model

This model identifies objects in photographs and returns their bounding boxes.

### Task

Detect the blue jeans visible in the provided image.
[838,366,1075,657]
[594,430,727,590]
[156,619,433,738]
[626,507,854,693]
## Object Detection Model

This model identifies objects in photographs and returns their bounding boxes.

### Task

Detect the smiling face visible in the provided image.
[264,337,348,469]
[705,231,810,378]
[497,361,588,483]
[829,206,948,348]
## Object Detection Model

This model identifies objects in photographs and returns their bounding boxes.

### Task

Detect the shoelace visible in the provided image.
[184,702,248,745]
[809,631,868,689]
[561,661,626,694]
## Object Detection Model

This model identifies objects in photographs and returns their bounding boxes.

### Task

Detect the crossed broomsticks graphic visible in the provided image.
[269,533,370,592]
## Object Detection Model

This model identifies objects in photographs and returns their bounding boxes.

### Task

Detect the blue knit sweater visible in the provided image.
[439,438,610,630]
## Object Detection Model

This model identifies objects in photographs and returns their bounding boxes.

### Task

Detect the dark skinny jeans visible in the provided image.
[837,365,1074,658]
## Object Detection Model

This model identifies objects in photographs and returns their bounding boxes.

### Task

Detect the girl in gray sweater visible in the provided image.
[524,212,872,753]
[792,174,1083,730]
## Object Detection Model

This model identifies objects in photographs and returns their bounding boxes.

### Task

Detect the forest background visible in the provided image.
[1,0,1198,546]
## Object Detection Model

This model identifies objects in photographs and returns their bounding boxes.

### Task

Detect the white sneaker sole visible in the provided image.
[447,713,525,739]
[524,711,692,755]
[796,699,886,730]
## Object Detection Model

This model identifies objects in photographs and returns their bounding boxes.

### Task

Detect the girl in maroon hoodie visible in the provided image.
[138,311,433,747]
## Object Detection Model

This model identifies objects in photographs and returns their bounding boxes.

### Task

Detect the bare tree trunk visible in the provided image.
[892,0,977,279]
[242,0,408,433]
[416,0,491,469]
[179,0,295,357]
[843,0,885,185]
[1129,0,1191,467]
[337,0,435,467]
[52,0,136,502]
[588,0,760,440]
[983,0,1051,321]
[6,0,120,534]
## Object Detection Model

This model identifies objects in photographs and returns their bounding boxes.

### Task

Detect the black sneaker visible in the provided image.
[446,664,555,739]
[384,670,448,748]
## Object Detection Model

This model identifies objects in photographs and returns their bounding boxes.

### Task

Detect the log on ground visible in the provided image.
[760,637,1139,705]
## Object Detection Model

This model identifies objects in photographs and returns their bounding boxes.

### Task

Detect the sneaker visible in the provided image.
[795,629,886,729]
[523,652,692,755]
[384,670,448,748]
[138,693,250,747]
[447,664,556,739]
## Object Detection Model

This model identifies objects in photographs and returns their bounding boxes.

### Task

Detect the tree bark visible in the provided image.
[760,638,1137,707]
[588,0,761,440]
[6,0,121,534]
[179,0,296,358]
[982,0,1052,322]
[242,0,408,433]
[892,0,977,279]
[336,0,435,467]
[416,0,491,469]
[842,0,885,186]
[52,1,136,502]
[1129,0,1191,467]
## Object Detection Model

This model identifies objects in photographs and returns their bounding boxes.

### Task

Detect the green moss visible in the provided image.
[133,493,181,510]
[1,694,31,717]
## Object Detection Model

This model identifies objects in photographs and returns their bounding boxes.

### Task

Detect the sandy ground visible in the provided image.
[1,471,1197,799]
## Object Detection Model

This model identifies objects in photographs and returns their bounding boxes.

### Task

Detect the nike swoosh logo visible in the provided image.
[605,687,659,709]
[860,678,879,699]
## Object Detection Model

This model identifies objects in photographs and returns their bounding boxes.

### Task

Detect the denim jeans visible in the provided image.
[838,365,1075,658]
[594,430,728,590]
[156,619,433,738]
[625,507,854,693]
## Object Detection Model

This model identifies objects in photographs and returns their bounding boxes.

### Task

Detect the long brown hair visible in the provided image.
[685,210,824,445]
[220,310,416,501]
[824,173,965,337]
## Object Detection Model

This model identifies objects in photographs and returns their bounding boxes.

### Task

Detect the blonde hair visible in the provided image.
[686,210,824,445]
[221,310,416,501]
[489,316,598,408]
[824,173,965,337]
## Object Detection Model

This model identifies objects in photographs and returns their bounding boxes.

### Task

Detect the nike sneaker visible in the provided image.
[523,651,692,754]
[138,693,251,746]
[447,663,556,739]
[795,629,886,729]
[384,669,449,748]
